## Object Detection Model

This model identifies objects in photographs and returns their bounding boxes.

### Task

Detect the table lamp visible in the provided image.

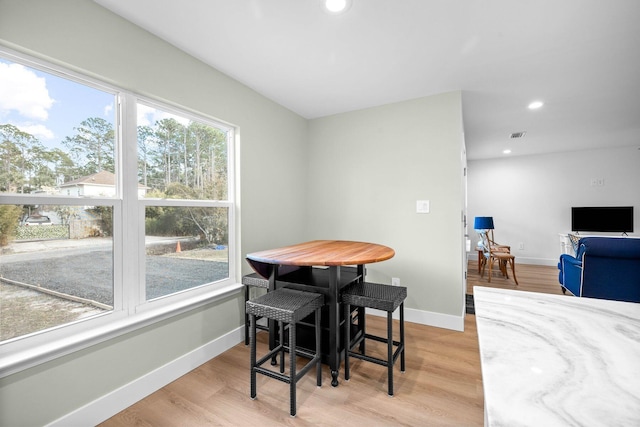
[474,216,495,244]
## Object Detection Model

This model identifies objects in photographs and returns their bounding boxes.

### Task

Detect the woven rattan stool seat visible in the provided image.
[342,282,407,312]
[247,288,323,323]
[242,272,269,289]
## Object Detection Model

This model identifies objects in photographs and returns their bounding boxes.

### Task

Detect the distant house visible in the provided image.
[59,171,147,197]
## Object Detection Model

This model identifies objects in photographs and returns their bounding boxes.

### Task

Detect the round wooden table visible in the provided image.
[246,240,395,386]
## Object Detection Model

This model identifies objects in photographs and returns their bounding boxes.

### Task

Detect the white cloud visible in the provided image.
[16,123,55,140]
[104,103,113,117]
[137,104,190,127]
[0,62,54,120]
[136,104,155,126]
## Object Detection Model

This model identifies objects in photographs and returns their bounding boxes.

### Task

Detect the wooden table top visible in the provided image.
[246,240,395,267]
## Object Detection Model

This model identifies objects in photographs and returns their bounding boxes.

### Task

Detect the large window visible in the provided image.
[0,49,236,357]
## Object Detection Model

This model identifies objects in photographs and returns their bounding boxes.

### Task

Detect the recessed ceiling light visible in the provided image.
[503,149,512,154]
[528,101,544,110]
[323,0,352,14]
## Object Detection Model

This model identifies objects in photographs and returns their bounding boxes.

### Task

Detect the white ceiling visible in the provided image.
[94,0,640,160]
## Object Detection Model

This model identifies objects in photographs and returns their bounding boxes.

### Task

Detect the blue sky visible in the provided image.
[0,57,115,150]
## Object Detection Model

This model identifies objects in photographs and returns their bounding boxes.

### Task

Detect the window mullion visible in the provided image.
[119,93,143,311]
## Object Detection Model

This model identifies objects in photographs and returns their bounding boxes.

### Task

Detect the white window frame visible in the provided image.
[0,48,240,378]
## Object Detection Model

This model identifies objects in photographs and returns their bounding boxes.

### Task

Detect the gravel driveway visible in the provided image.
[1,240,230,340]
[1,250,229,305]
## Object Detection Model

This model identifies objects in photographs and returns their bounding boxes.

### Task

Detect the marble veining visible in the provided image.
[474,287,640,427]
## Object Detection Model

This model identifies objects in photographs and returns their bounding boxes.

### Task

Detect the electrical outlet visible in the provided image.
[518,242,524,250]
[416,200,430,213]
[392,277,400,286]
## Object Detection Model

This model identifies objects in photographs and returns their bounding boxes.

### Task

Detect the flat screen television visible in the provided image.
[571,206,634,233]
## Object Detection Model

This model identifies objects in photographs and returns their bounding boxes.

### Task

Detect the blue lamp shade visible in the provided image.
[474,216,494,230]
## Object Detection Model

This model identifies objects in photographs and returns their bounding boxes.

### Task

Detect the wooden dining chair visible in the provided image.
[479,231,518,285]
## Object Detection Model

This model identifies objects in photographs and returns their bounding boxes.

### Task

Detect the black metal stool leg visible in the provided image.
[279,320,285,374]
[289,320,297,417]
[387,310,393,396]
[270,317,278,366]
[250,313,257,399]
[316,309,322,387]
[344,302,351,380]
[358,306,366,353]
[400,302,405,373]
[245,286,250,345]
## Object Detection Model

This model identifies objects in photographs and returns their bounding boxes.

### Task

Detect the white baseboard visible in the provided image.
[367,307,464,332]
[48,326,244,427]
[516,257,558,266]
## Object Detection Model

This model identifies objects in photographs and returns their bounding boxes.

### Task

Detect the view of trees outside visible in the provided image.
[1,105,229,203]
[137,105,229,201]
[0,57,231,341]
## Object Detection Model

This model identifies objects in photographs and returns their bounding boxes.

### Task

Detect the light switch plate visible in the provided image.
[416,200,430,213]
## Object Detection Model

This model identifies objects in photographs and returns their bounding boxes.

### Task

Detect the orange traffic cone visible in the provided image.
[176,241,181,253]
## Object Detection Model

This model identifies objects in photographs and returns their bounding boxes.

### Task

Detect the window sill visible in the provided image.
[0,283,243,379]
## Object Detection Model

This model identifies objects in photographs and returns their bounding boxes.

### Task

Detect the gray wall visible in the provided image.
[468,146,640,265]
[307,93,466,317]
[0,1,466,425]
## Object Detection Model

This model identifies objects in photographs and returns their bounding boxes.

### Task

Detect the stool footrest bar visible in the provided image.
[295,355,321,382]
[254,367,291,384]
[256,346,283,367]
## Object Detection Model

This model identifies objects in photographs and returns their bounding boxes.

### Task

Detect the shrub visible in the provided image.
[0,205,22,246]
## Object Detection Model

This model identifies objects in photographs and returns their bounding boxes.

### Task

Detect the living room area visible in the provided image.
[468,145,639,269]
[466,143,639,303]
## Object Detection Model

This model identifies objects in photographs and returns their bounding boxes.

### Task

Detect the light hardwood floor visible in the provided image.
[101,261,563,427]
[467,256,564,296]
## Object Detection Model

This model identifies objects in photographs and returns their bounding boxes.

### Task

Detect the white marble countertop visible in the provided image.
[474,287,640,427]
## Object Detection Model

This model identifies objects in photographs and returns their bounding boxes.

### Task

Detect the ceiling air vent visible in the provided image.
[509,131,526,139]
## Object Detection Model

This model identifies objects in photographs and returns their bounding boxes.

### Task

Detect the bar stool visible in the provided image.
[342,282,407,396]
[246,288,324,417]
[243,273,269,345]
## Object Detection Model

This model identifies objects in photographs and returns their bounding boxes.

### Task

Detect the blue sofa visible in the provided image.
[558,237,640,303]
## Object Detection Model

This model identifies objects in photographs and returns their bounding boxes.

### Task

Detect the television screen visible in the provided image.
[571,206,634,233]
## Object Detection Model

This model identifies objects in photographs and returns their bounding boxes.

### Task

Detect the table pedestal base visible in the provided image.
[331,370,339,387]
